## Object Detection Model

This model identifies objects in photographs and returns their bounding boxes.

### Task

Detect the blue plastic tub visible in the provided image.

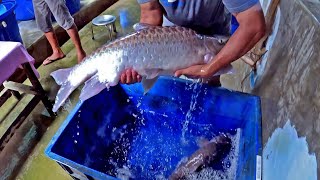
[45,77,262,180]
[15,0,35,21]
[231,15,239,35]
[14,0,80,21]
[66,0,81,15]
[0,0,23,42]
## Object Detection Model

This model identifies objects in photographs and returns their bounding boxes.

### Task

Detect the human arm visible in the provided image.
[175,3,266,78]
[120,1,163,84]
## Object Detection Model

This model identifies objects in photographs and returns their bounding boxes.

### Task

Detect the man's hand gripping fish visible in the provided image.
[50,24,232,112]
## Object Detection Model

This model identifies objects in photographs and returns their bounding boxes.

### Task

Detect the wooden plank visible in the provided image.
[22,63,56,117]
[3,81,40,96]
[0,96,41,151]
[10,90,22,100]
[0,90,12,108]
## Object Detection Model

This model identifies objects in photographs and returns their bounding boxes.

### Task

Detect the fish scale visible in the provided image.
[50,25,229,112]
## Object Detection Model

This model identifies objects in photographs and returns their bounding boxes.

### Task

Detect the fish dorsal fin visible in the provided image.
[142,76,159,95]
[133,23,157,31]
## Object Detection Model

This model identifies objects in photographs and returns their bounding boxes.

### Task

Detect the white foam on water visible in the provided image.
[161,113,168,118]
[97,113,112,138]
[183,129,241,180]
[84,146,95,166]
[116,166,135,180]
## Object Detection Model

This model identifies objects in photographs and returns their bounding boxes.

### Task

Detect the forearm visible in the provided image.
[140,2,163,26]
[206,5,266,75]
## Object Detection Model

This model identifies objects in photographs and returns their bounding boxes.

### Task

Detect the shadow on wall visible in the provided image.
[263,121,317,180]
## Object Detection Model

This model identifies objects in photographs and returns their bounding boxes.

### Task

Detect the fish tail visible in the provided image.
[50,67,76,112]
[52,82,75,112]
[50,67,74,85]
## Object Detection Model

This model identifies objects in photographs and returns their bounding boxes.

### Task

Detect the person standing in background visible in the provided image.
[32,0,86,65]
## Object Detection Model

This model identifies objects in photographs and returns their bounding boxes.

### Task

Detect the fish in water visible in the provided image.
[50,24,233,112]
[169,134,232,180]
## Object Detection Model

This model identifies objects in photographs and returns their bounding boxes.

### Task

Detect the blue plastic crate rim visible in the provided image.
[0,0,16,20]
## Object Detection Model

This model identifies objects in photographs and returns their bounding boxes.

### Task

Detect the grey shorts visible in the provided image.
[32,0,74,32]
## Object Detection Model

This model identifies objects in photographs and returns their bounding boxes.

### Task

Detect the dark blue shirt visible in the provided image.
[137,0,258,35]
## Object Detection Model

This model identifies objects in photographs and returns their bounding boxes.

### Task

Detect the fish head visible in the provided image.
[211,134,232,147]
[202,35,227,55]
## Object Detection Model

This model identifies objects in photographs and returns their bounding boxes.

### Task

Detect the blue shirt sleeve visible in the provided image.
[222,0,259,13]
[136,0,155,4]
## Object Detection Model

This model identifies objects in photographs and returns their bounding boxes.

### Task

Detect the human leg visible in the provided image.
[46,0,86,63]
[33,0,65,65]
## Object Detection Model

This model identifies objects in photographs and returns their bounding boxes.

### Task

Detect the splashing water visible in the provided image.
[181,80,203,144]
[183,129,241,180]
[62,98,73,113]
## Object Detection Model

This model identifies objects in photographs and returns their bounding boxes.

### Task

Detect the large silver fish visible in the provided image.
[169,135,232,180]
[50,24,231,112]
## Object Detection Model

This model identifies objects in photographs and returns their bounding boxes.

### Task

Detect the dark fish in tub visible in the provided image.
[169,134,232,180]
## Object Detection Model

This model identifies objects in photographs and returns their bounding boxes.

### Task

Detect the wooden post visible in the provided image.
[22,63,56,117]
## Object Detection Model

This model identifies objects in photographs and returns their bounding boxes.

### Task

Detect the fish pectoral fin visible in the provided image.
[133,23,156,31]
[142,76,159,95]
[144,68,162,79]
[79,74,108,102]
[50,67,74,85]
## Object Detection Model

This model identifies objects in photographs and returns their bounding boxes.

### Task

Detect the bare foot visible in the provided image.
[77,49,86,63]
[43,49,65,65]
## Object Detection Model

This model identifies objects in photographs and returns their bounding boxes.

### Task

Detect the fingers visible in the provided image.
[175,67,191,77]
[120,69,142,84]
[125,69,133,84]
[137,75,142,82]
[131,70,138,83]
[120,72,126,84]
[174,69,183,77]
